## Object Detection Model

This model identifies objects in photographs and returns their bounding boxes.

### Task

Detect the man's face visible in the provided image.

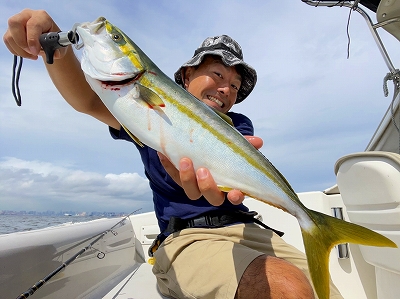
[183,56,242,114]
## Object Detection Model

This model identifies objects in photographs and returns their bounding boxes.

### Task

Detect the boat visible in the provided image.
[0,0,399,298]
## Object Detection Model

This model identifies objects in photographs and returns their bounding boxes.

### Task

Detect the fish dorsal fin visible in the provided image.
[137,84,165,114]
[212,108,234,126]
[121,124,144,147]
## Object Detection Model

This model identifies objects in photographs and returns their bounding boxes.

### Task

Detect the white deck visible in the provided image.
[103,263,167,299]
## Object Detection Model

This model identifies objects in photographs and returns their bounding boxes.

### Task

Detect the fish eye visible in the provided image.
[109,29,126,46]
[112,33,122,41]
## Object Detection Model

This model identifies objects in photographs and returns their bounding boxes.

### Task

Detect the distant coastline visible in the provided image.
[0,210,127,217]
[0,213,119,235]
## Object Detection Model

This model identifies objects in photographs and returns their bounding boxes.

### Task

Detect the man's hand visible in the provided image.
[3,9,66,61]
[158,136,263,206]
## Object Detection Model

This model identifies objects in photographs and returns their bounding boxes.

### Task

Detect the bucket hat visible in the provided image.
[174,35,257,104]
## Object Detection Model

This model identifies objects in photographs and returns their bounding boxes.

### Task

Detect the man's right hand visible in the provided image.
[3,9,67,61]
[3,9,120,129]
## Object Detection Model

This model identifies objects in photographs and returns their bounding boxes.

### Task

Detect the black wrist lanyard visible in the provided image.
[10,27,80,107]
[11,55,23,106]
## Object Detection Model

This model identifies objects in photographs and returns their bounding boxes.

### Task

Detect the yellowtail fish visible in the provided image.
[75,17,397,299]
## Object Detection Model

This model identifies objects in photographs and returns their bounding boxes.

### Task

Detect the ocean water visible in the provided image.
[0,214,106,235]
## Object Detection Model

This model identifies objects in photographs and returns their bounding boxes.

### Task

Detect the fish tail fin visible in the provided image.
[301,209,397,299]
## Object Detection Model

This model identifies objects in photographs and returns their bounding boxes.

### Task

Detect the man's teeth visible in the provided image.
[207,96,223,107]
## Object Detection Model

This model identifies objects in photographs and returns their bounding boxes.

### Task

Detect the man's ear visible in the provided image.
[183,67,193,89]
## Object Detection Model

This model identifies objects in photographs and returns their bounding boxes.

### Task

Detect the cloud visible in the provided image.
[0,157,153,212]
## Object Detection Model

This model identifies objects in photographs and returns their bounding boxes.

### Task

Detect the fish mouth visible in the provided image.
[89,17,106,33]
[75,17,107,49]
[78,17,106,34]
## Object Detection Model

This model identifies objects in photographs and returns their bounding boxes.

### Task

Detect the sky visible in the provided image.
[1,0,399,213]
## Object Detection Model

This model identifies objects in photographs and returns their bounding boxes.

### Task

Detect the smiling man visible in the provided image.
[181,55,242,113]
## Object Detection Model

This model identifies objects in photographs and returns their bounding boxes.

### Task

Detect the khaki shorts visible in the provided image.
[152,223,343,299]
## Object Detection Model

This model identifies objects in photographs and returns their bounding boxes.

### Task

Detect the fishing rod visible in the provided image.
[16,209,141,299]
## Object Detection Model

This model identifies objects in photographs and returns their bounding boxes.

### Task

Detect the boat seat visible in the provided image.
[335,151,400,299]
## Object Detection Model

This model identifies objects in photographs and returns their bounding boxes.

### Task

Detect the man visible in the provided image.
[4,9,342,299]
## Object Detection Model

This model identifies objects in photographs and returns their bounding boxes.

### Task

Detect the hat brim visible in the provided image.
[174,50,257,104]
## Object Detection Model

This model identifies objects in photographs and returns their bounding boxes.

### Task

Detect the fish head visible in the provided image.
[76,17,144,83]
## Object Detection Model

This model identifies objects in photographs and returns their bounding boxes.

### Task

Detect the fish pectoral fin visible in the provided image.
[121,124,144,147]
[137,83,165,114]
[212,108,234,126]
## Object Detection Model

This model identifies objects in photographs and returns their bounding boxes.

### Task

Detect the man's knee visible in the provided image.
[235,255,315,299]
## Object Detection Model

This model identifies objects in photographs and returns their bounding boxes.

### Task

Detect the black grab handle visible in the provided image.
[39,31,79,64]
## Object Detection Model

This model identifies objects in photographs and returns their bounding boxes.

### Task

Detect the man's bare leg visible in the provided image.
[235,255,315,299]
